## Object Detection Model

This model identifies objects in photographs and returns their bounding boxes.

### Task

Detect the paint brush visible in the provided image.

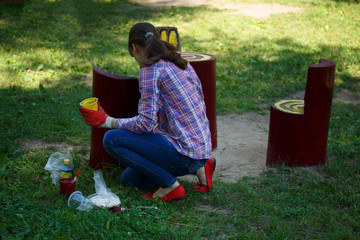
[72,169,81,183]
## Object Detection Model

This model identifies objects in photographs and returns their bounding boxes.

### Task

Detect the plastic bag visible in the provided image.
[44,150,73,185]
[87,170,121,208]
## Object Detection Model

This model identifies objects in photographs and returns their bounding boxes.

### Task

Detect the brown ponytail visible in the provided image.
[128,22,188,70]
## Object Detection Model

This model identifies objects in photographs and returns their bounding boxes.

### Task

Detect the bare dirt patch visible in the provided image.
[133,0,303,19]
[19,87,358,184]
[134,0,208,8]
[19,140,76,151]
[180,112,269,184]
[180,89,359,184]
[195,203,232,215]
[20,111,270,184]
[334,88,360,104]
[285,88,360,104]
[211,2,303,19]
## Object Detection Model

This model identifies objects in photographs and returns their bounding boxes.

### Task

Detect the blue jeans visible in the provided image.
[103,129,207,189]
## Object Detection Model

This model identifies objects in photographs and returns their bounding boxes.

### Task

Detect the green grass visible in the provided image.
[1,0,359,239]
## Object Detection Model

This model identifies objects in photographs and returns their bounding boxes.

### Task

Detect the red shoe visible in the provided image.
[142,185,186,202]
[193,157,216,192]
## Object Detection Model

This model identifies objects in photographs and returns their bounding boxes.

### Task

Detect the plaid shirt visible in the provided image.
[116,59,212,160]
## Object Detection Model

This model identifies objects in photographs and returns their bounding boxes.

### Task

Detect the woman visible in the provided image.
[79,22,215,202]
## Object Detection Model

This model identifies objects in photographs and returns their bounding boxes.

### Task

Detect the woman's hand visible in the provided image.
[79,102,109,127]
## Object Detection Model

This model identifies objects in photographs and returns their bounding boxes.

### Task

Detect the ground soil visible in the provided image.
[20,89,359,184]
[133,0,304,19]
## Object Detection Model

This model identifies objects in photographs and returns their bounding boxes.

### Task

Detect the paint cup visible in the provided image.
[59,178,75,196]
[80,97,98,111]
[68,191,94,211]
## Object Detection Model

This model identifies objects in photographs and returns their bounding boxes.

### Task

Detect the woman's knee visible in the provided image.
[103,129,115,150]
[103,129,128,150]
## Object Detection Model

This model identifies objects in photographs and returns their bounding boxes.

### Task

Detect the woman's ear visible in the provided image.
[132,44,137,55]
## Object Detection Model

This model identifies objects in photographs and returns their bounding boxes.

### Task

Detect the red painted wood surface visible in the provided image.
[266,59,336,167]
[184,53,217,149]
[90,52,217,169]
[90,68,140,169]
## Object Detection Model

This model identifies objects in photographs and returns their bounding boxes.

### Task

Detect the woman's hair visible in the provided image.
[128,22,188,70]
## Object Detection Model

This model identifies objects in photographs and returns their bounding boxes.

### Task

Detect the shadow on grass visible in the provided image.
[0,0,205,76]
[1,0,359,153]
[0,0,208,154]
[0,82,93,155]
[202,25,359,112]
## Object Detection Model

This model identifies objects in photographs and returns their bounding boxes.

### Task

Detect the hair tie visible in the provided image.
[144,32,154,40]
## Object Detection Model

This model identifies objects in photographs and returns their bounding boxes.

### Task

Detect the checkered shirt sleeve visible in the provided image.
[116,60,212,160]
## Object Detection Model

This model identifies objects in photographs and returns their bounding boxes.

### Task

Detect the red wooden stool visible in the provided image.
[266,59,336,167]
[181,52,217,149]
[90,68,140,169]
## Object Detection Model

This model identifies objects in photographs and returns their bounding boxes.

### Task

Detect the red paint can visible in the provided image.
[59,178,75,196]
